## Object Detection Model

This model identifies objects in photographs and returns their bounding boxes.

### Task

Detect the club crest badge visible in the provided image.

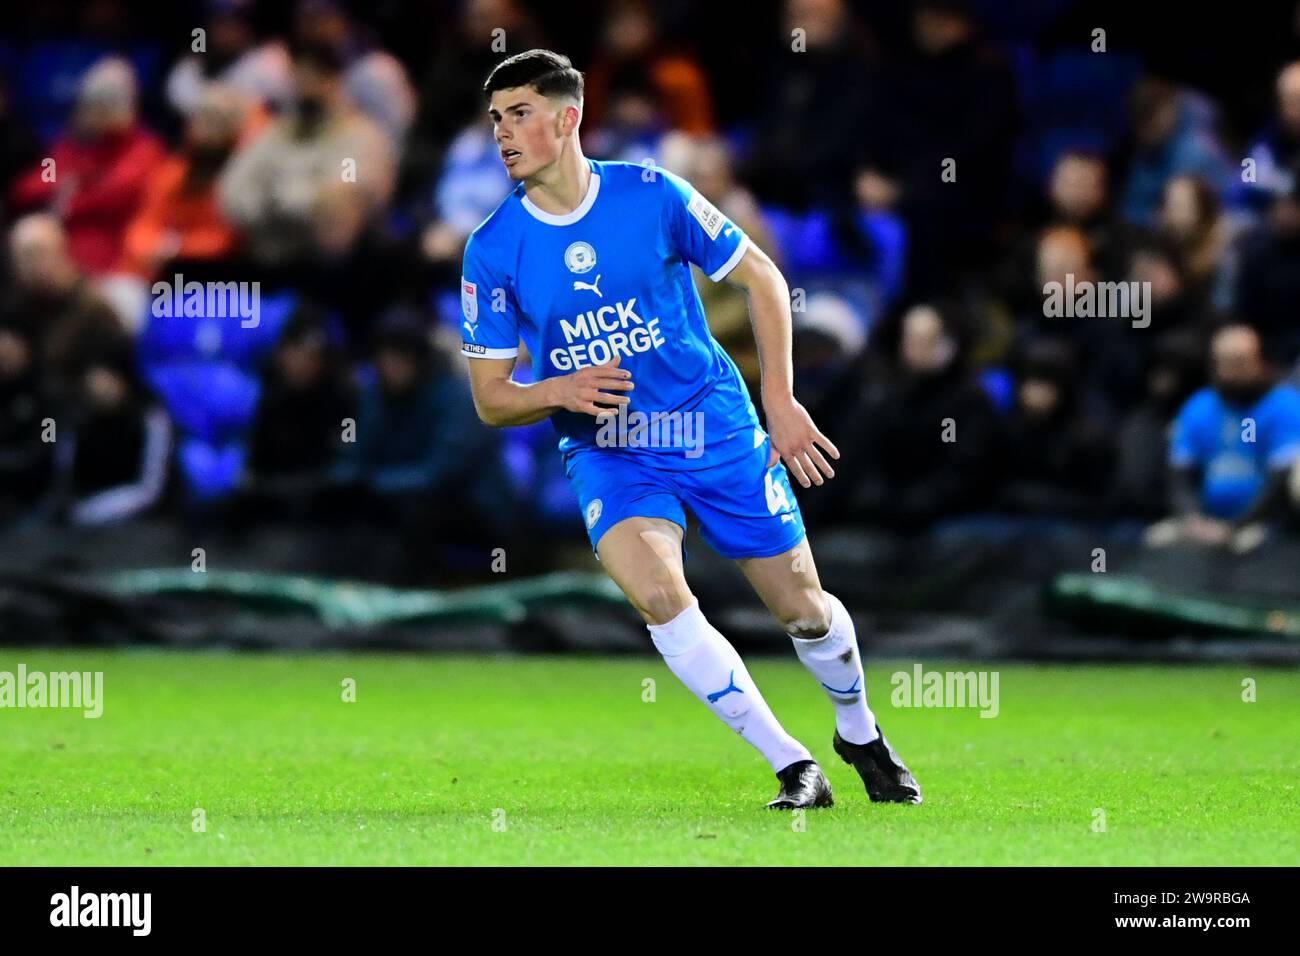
[565,241,597,274]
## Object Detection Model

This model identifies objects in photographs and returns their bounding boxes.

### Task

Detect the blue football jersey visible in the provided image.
[460,159,761,469]
[1169,384,1300,519]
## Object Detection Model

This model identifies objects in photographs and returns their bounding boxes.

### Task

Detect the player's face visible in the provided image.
[488,87,569,181]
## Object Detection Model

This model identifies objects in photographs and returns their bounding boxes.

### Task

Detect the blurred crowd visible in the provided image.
[3,0,1300,574]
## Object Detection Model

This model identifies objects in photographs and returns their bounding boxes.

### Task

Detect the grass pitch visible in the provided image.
[1,649,1296,866]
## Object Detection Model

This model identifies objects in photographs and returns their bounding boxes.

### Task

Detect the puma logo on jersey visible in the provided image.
[573,274,602,298]
[463,321,477,340]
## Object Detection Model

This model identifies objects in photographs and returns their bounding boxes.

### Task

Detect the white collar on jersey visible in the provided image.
[519,167,601,225]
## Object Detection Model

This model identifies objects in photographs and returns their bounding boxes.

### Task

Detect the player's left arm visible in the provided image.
[657,167,837,487]
[725,244,839,488]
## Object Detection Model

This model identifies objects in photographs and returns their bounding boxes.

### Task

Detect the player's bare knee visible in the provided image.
[637,590,691,629]
[778,590,830,639]
[634,581,692,626]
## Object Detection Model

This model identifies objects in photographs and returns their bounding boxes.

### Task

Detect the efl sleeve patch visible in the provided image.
[461,278,478,324]
[687,189,725,240]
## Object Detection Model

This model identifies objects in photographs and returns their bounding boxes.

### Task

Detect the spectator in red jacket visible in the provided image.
[9,57,164,275]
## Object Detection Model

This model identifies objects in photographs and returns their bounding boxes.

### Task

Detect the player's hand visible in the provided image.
[763,394,839,487]
[551,353,634,418]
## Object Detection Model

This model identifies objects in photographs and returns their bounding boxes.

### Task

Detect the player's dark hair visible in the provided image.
[483,49,584,102]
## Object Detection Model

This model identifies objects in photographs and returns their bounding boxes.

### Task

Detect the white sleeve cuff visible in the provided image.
[708,235,750,282]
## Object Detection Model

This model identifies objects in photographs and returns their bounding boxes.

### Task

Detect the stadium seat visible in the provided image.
[13,40,162,141]
[175,436,247,503]
[1014,49,1142,187]
[138,288,297,372]
[144,360,260,446]
[977,366,1017,414]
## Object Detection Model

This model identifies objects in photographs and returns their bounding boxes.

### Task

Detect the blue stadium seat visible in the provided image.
[144,360,261,445]
[14,41,162,141]
[136,286,300,502]
[176,437,247,503]
[138,288,297,372]
[1014,49,1142,186]
[978,366,1017,414]
[762,207,843,275]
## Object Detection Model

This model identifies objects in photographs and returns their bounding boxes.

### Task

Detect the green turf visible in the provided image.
[1,649,1296,865]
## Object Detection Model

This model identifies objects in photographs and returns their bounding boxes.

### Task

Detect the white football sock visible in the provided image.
[648,599,812,773]
[790,592,879,745]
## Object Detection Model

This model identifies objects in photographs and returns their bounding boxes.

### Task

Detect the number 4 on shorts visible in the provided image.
[765,469,791,516]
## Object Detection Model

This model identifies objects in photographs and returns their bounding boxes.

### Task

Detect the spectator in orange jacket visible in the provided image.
[9,58,165,275]
[119,87,247,280]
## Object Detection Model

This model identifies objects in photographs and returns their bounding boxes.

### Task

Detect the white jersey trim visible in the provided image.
[520,171,602,226]
[708,234,751,282]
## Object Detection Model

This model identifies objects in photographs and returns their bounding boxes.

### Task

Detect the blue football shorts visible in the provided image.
[562,429,806,560]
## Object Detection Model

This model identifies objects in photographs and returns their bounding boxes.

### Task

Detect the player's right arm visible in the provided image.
[465,353,633,427]
[461,234,632,428]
